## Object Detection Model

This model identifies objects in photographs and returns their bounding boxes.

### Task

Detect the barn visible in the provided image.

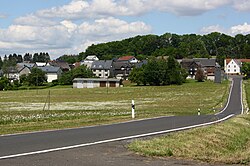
[73,78,121,88]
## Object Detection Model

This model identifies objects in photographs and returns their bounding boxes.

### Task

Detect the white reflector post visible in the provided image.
[132,100,135,119]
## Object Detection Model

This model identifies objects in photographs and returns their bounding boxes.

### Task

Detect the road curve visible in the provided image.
[0,76,243,160]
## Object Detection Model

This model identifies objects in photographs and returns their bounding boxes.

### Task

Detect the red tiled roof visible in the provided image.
[118,56,135,61]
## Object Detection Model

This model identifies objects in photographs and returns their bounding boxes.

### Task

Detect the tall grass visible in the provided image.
[0,80,228,135]
[128,80,250,164]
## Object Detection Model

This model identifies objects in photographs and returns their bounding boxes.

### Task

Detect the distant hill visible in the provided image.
[80,32,250,66]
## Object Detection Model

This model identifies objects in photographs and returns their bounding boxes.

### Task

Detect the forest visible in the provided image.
[83,32,250,66]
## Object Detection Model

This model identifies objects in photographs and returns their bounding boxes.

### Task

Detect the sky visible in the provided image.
[0,0,250,59]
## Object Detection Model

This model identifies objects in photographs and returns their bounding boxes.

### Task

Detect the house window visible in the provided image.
[228,69,230,72]
[234,65,236,68]
[99,74,102,77]
[228,65,230,68]
[234,69,236,72]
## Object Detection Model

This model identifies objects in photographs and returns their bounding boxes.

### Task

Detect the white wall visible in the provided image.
[47,73,58,82]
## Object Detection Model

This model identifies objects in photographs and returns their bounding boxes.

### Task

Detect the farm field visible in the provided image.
[128,80,250,165]
[0,80,229,135]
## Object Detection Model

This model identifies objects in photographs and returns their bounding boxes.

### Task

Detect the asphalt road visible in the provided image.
[0,76,243,161]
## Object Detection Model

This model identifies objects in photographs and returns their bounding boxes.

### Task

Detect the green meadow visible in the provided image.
[129,80,250,164]
[0,80,229,135]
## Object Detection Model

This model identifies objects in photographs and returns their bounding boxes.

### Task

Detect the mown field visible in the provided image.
[0,80,229,135]
[129,80,250,165]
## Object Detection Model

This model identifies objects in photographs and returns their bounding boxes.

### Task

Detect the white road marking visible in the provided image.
[216,79,234,115]
[0,114,234,160]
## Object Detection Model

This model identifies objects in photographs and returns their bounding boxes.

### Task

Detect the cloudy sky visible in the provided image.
[0,0,250,59]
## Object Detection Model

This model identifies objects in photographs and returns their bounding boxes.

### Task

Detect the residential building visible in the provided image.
[91,60,113,78]
[35,62,48,67]
[112,61,132,80]
[180,58,218,80]
[73,78,121,88]
[16,63,36,76]
[117,56,139,64]
[49,60,71,72]
[38,66,62,82]
[81,55,99,68]
[224,59,250,75]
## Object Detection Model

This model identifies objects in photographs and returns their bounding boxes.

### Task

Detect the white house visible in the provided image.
[38,66,62,82]
[81,55,99,68]
[224,59,250,75]
[224,59,241,75]
[117,56,139,64]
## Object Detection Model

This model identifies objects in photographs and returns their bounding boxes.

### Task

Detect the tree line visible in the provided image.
[129,56,187,86]
[82,32,250,66]
[0,52,51,70]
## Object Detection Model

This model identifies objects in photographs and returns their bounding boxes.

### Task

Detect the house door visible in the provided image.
[110,82,116,87]
[87,81,94,88]
[100,81,106,87]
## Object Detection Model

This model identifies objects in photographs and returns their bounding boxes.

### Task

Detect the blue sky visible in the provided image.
[0,0,250,59]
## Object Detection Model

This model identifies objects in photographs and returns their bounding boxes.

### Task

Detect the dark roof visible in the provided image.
[49,61,70,70]
[180,59,200,69]
[112,61,132,70]
[37,66,61,73]
[91,60,113,70]
[16,63,35,72]
[17,63,35,68]
[193,58,216,67]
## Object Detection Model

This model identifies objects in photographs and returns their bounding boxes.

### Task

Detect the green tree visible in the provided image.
[59,65,94,85]
[27,68,46,86]
[195,68,205,82]
[242,62,250,79]
[129,66,146,85]
[0,77,10,90]
[72,65,94,78]
[166,56,186,85]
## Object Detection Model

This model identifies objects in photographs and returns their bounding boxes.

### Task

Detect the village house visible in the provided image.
[73,78,121,88]
[49,60,71,72]
[117,56,139,64]
[4,63,36,82]
[224,59,250,75]
[180,58,219,80]
[81,55,99,68]
[38,66,62,83]
[91,60,113,78]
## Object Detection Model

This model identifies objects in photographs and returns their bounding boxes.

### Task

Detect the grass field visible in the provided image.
[128,80,250,164]
[0,80,229,135]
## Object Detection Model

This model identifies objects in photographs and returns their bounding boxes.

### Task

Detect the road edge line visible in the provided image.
[0,114,235,160]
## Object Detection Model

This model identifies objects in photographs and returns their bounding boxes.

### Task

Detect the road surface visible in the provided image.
[0,76,243,160]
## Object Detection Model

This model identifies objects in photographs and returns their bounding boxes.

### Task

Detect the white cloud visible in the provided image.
[0,16,151,58]
[150,0,231,16]
[231,22,250,35]
[232,0,250,12]
[35,0,232,19]
[200,22,250,35]
[0,13,8,19]
[14,14,57,27]
[200,25,226,34]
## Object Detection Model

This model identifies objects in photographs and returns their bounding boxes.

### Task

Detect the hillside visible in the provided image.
[81,32,250,66]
